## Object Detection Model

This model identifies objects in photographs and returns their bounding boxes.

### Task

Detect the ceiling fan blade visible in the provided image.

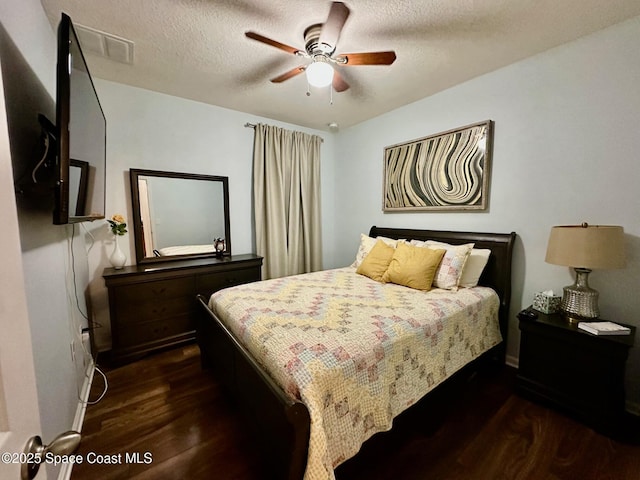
[270,66,306,83]
[318,2,350,52]
[338,51,397,66]
[332,69,349,92]
[245,31,301,55]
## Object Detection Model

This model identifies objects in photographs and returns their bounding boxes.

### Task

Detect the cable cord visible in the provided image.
[75,333,108,405]
[69,224,89,321]
[84,365,108,405]
[68,224,109,406]
[69,223,103,329]
[31,134,50,183]
[80,221,96,253]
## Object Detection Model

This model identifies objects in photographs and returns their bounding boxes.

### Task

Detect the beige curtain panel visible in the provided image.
[253,123,323,279]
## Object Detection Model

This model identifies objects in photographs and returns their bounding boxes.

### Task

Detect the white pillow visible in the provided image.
[410,240,474,290]
[351,234,400,268]
[458,248,491,288]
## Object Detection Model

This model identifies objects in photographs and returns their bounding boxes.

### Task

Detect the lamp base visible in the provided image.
[560,268,599,321]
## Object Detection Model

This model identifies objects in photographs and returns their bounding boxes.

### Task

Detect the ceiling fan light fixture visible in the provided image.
[306,58,334,88]
[246,2,396,94]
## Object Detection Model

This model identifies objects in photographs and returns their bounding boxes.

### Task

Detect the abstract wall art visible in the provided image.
[383,120,493,212]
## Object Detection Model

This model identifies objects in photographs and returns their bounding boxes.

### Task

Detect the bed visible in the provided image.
[196,226,516,480]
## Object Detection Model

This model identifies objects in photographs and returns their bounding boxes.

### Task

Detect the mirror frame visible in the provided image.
[69,159,89,216]
[130,168,231,264]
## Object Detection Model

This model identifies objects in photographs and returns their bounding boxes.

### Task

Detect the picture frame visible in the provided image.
[383,120,493,212]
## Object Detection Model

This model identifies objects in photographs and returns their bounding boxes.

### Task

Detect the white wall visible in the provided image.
[1,1,92,477]
[332,16,640,408]
[86,80,336,350]
[0,33,43,480]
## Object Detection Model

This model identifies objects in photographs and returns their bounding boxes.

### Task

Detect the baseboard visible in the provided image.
[505,354,519,369]
[58,359,95,480]
[626,400,640,417]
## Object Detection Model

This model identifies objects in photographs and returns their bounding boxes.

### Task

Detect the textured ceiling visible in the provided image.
[40,0,640,131]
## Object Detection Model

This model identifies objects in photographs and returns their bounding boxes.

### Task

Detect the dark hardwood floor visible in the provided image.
[71,344,640,480]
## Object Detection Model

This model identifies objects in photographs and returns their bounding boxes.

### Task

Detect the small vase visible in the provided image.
[109,235,127,269]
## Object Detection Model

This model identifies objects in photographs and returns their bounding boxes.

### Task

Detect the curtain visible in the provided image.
[253,123,323,280]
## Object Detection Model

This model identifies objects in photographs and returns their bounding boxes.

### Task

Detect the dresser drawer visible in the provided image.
[115,296,196,325]
[115,315,195,348]
[114,277,195,303]
[197,267,260,296]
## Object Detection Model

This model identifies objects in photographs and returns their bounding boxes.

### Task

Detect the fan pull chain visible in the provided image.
[304,80,334,105]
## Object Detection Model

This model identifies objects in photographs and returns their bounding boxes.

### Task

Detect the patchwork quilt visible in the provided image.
[208,267,501,480]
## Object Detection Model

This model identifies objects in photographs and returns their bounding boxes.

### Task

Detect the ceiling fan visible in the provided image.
[245,1,396,92]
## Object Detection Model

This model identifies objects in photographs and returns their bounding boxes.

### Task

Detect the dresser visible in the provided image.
[103,254,262,365]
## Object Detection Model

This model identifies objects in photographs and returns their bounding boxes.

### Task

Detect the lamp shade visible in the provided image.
[545,224,626,269]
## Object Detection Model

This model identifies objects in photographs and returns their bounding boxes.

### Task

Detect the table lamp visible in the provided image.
[545,223,625,320]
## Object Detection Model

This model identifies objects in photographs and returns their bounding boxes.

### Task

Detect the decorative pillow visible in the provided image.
[410,240,474,290]
[458,248,491,288]
[382,242,446,291]
[356,240,396,282]
[351,234,399,268]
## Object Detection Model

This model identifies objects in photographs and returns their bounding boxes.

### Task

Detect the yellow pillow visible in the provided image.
[382,243,446,291]
[356,240,395,282]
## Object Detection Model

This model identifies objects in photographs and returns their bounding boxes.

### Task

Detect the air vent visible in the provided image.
[75,24,134,65]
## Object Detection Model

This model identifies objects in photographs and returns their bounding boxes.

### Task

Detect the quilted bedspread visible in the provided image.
[208,267,501,480]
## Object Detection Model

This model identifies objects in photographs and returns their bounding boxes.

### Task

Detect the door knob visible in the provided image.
[21,431,81,480]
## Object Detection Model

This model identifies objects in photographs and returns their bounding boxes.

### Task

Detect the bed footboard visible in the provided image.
[196,294,310,480]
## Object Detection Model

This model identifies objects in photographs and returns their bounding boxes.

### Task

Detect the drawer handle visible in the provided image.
[226,278,236,284]
[152,307,167,315]
[152,287,166,295]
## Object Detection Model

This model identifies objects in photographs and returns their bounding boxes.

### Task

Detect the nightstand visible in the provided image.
[516,308,635,438]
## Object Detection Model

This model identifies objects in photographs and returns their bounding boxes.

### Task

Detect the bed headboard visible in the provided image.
[368,226,516,346]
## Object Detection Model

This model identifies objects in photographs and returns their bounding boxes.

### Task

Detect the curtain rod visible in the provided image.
[244,122,324,142]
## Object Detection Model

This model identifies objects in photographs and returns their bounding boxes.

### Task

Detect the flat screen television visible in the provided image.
[54,13,106,225]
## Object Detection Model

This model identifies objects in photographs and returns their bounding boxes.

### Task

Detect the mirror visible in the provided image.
[130,169,231,264]
[69,159,89,216]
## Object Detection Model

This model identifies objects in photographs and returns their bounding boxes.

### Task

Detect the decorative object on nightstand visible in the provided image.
[577,321,631,336]
[532,290,561,314]
[545,223,625,321]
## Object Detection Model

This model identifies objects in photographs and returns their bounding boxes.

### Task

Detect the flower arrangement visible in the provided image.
[107,214,128,236]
